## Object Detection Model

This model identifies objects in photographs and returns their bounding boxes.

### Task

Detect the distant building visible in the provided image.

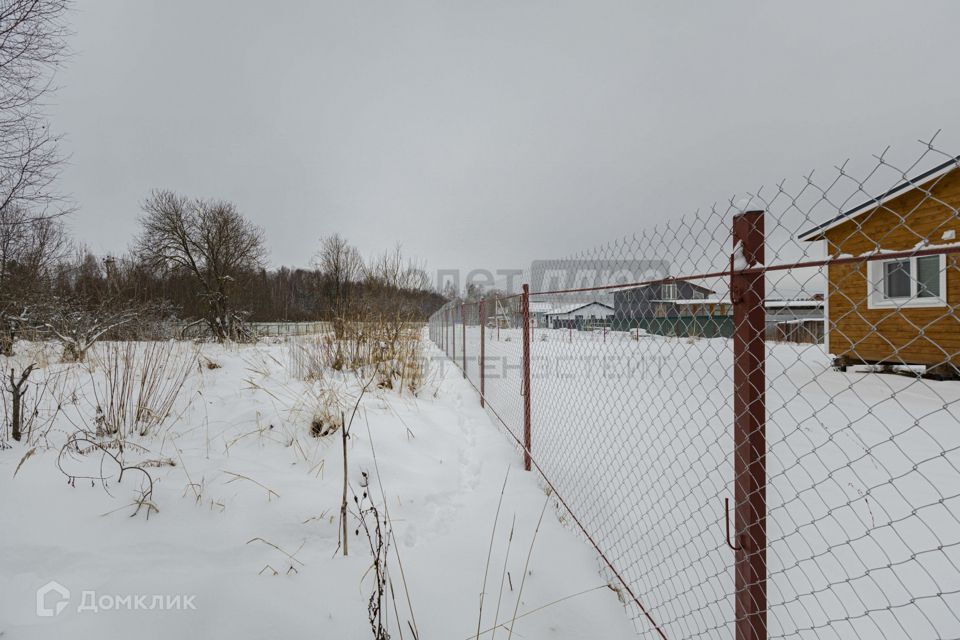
[528,301,554,328]
[613,281,716,324]
[544,301,614,330]
[612,281,824,341]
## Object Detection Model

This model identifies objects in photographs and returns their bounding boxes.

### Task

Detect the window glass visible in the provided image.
[916,256,941,298]
[662,283,677,300]
[884,260,911,298]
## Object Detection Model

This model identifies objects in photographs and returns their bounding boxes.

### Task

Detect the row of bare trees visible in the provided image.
[314,234,435,335]
[1,189,445,356]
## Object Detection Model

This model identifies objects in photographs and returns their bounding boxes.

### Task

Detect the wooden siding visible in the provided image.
[824,167,960,365]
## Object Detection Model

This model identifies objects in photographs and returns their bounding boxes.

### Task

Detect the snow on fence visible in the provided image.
[428,137,960,640]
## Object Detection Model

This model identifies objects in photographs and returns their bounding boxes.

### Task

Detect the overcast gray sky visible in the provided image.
[51,0,960,282]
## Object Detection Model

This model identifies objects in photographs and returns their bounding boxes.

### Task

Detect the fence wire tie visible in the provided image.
[724,497,743,552]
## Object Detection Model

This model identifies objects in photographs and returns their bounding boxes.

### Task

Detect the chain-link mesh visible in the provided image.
[428,136,960,639]
[429,295,529,456]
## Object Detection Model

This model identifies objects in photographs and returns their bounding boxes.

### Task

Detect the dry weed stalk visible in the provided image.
[88,341,198,437]
[362,410,420,639]
[506,497,551,640]
[222,471,280,501]
[56,433,159,519]
[356,495,390,640]
[476,468,510,639]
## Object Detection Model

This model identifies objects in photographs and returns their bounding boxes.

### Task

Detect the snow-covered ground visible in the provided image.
[1,337,636,639]
[444,326,960,639]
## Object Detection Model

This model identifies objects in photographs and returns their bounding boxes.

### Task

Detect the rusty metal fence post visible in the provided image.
[731,210,767,640]
[521,284,532,471]
[461,303,467,378]
[479,299,485,408]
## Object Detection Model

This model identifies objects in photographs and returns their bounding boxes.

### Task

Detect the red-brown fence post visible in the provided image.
[452,305,457,359]
[521,284,532,471]
[731,210,767,640]
[479,299,486,407]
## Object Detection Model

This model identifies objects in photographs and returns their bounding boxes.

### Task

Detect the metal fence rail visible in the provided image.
[427,138,960,640]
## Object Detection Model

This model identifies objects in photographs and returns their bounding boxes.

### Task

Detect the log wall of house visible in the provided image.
[824,168,960,366]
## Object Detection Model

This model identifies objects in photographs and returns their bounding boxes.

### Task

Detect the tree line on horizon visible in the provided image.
[1,191,446,354]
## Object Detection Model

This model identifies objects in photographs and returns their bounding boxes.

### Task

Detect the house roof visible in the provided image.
[528,301,554,314]
[545,301,614,316]
[615,282,715,295]
[651,298,822,309]
[651,298,728,305]
[798,155,960,241]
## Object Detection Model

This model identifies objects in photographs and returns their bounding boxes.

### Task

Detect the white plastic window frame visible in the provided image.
[866,254,947,309]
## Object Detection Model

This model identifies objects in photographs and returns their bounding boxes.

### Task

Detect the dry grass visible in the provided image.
[287,318,425,394]
[87,341,199,438]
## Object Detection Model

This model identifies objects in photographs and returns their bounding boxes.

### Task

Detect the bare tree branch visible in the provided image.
[0,0,71,219]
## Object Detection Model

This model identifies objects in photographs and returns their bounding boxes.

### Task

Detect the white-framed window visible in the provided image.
[867,254,947,309]
[662,283,678,300]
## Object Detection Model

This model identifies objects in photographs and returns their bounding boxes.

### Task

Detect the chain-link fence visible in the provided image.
[428,137,960,639]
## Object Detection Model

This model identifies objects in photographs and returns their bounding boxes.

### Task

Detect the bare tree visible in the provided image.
[0,203,67,354]
[366,243,429,292]
[314,234,363,335]
[0,205,66,282]
[5,362,34,440]
[360,243,433,324]
[0,0,70,218]
[136,190,266,341]
[35,297,142,362]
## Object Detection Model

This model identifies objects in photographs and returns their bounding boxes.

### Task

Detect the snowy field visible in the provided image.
[1,337,636,639]
[445,326,960,639]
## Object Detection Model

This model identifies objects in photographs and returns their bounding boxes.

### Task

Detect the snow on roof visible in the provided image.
[651,298,727,305]
[528,301,554,314]
[545,301,614,316]
[656,298,823,308]
[766,299,824,309]
[614,282,716,294]
[798,155,960,241]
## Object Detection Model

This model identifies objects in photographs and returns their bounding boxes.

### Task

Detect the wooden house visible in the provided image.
[611,282,727,337]
[613,282,716,322]
[798,157,960,374]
